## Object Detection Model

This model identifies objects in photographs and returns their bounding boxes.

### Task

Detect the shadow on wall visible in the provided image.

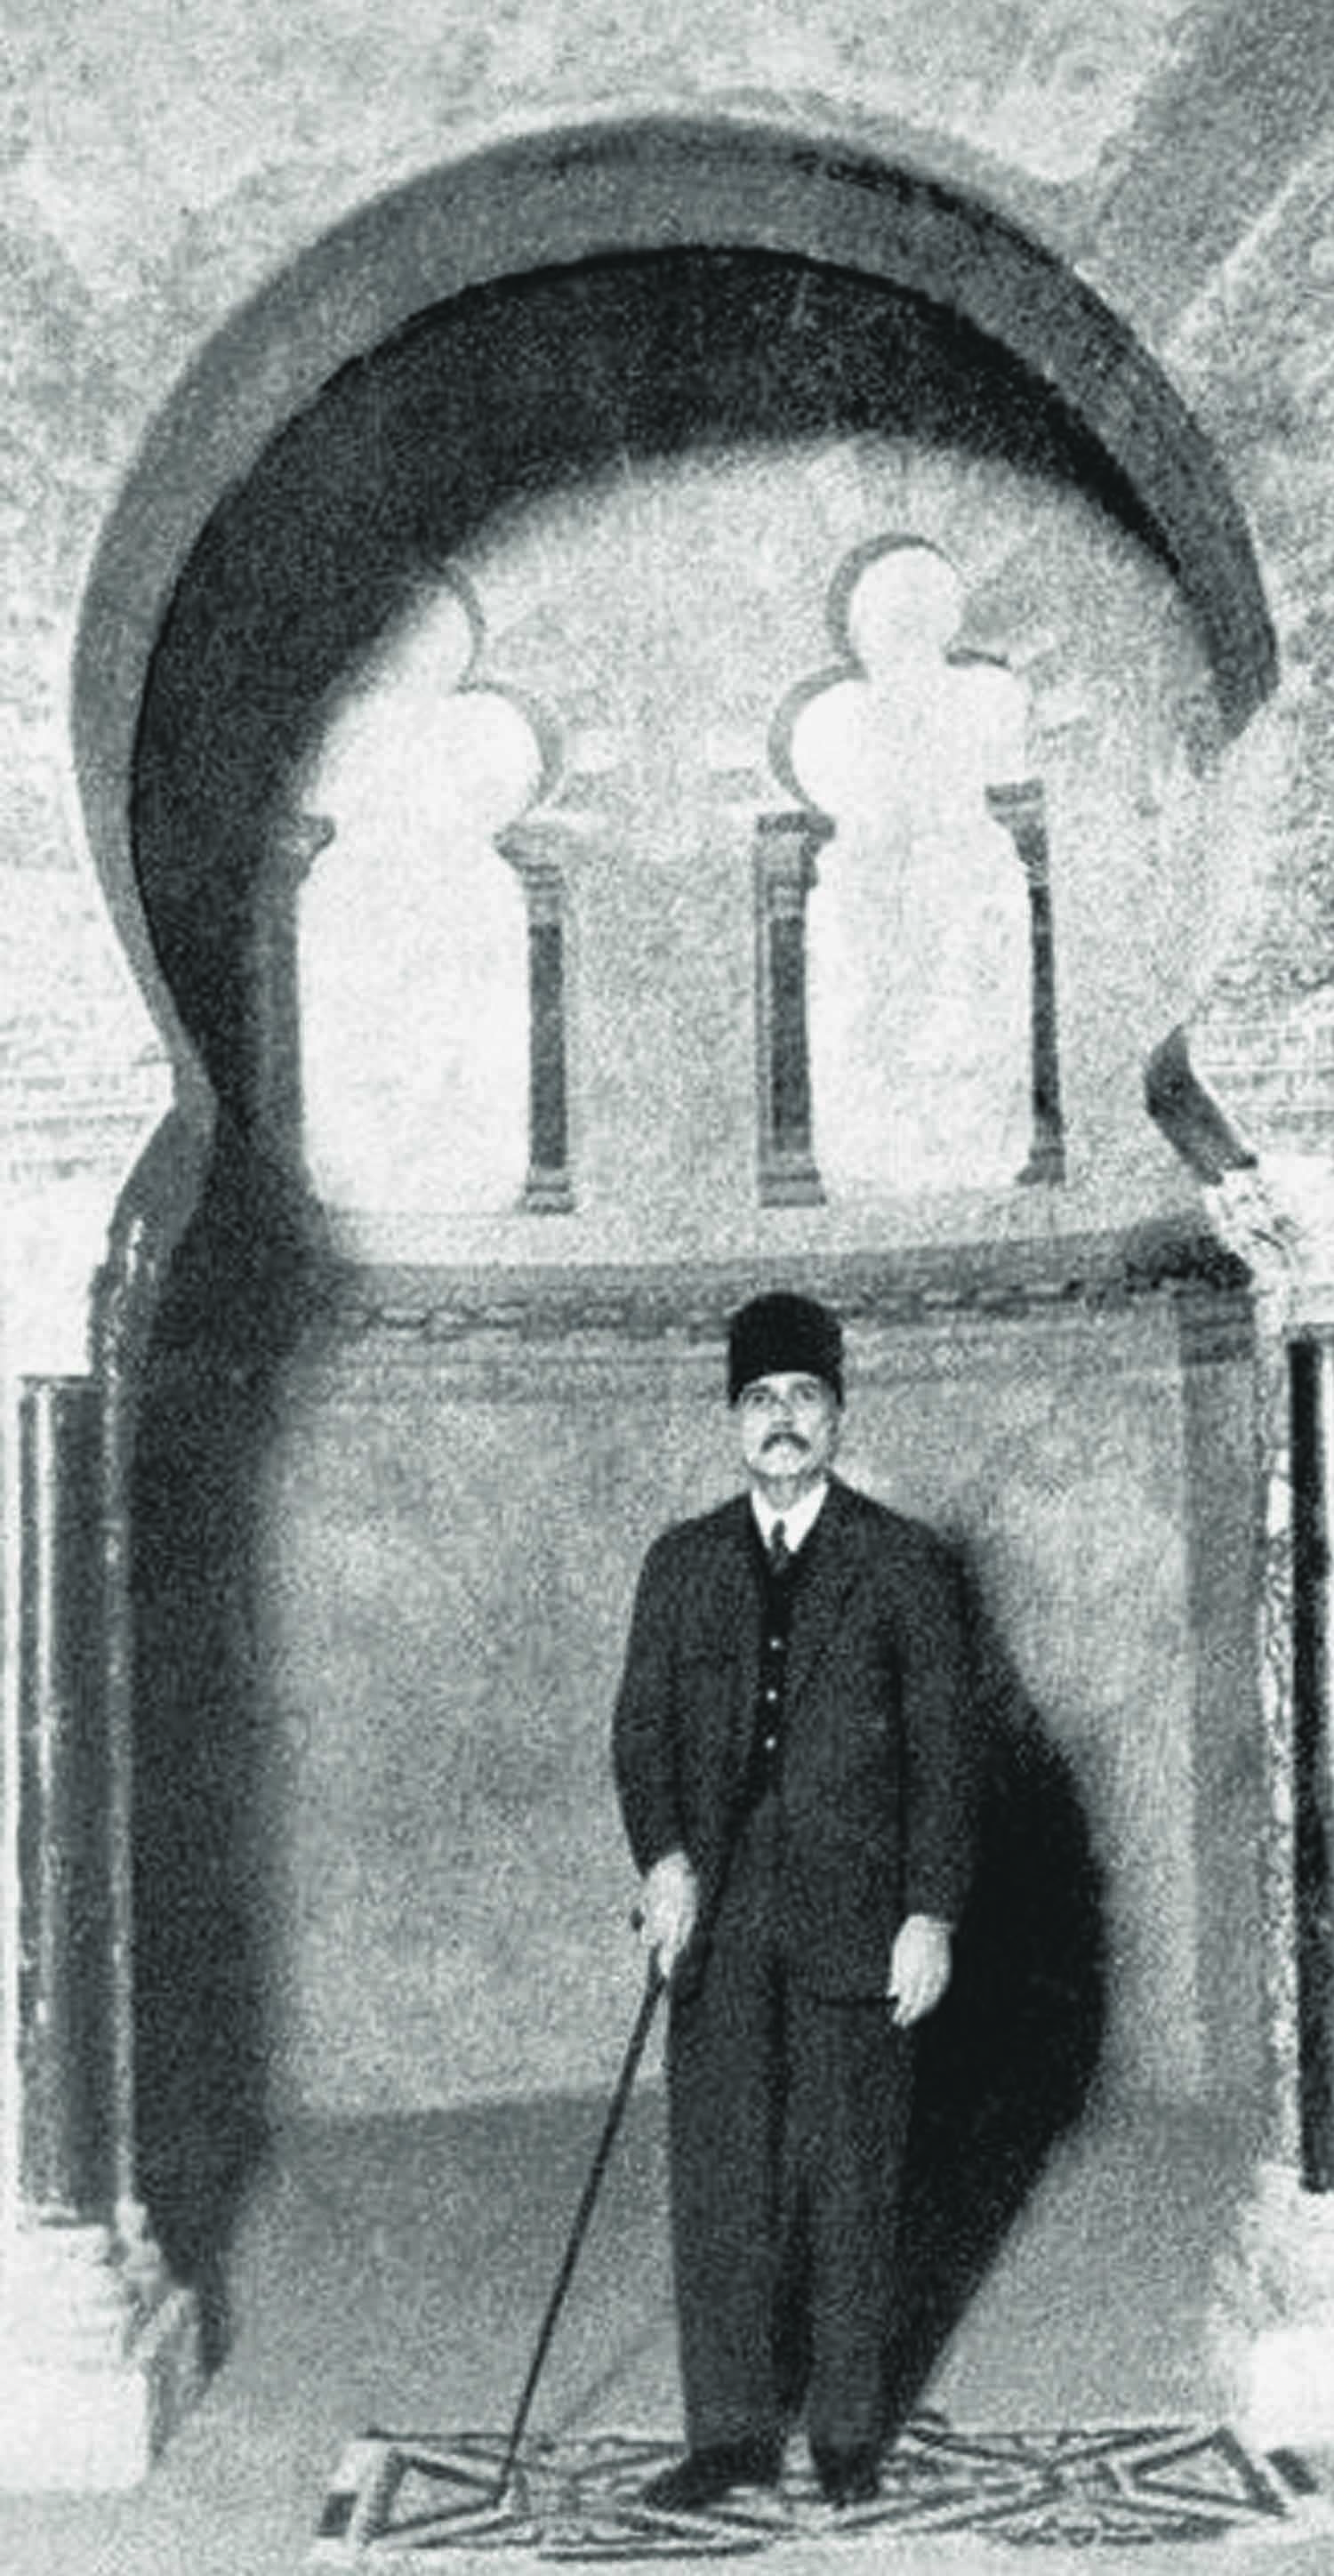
[130,1121,338,2370]
[126,1185,1106,2398]
[884,1547,1108,2427]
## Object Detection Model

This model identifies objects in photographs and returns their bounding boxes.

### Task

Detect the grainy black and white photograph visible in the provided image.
[4,8,1334,2573]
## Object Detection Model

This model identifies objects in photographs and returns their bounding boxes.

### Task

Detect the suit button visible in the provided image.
[763,1735,776,1752]
[764,1686,778,1703]
[769,1636,784,1652]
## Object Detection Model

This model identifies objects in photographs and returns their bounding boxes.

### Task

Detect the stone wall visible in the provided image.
[275,348,1223,1257]
[243,1279,1261,2117]
[9,0,1334,2484]
[2,0,1324,2196]
[3,4,1329,1202]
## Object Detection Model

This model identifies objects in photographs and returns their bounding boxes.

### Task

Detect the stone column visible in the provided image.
[754,809,830,1206]
[14,1379,116,2217]
[1289,1334,1334,2189]
[496,817,580,1214]
[1201,1163,1334,2445]
[0,1127,206,2487]
[985,778,1066,1185]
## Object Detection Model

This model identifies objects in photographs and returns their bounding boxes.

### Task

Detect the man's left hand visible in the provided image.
[887,1914,952,2026]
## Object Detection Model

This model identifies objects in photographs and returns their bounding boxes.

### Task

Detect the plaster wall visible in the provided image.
[3,0,1334,2487]
[1,0,1325,1195]
[250,1294,1264,2119]
[292,400,1226,1261]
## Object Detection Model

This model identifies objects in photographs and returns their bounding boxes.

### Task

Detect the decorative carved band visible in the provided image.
[320,1220,1251,1349]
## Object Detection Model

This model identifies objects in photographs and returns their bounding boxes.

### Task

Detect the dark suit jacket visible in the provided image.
[612,1475,976,1997]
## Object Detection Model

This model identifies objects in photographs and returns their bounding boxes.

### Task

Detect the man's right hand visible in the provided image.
[639,1849,698,1981]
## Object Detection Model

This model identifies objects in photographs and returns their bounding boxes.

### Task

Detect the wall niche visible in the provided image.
[133,245,1226,1269]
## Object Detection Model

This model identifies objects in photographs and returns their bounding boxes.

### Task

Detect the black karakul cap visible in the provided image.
[727,1292,844,1405]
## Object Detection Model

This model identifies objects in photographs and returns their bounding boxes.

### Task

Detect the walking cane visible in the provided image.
[491,1950,665,2507]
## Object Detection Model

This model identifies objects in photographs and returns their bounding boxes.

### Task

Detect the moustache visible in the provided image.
[763,1429,808,1451]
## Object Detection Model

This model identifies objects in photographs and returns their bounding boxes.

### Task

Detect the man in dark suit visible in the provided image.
[612,1291,976,2513]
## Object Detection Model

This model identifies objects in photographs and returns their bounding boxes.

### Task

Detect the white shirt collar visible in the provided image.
[750,1478,829,1556]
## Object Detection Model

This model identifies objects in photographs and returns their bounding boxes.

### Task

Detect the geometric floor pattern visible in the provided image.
[311,2418,1329,2558]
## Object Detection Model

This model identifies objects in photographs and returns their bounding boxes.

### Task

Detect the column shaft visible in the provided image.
[497,823,578,1212]
[755,810,829,1205]
[986,780,1065,1184]
[16,1380,116,2218]
[526,890,573,1210]
[1290,1337,1334,2188]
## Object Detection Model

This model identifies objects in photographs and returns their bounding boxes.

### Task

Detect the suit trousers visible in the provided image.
[666,1786,913,2459]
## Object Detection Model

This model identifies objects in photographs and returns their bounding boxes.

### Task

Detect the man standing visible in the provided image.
[612,1290,976,2512]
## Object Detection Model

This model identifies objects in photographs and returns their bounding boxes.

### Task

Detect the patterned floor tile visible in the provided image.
[310,2418,1330,2557]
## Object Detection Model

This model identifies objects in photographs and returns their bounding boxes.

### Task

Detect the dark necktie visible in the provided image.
[769,1520,791,1576]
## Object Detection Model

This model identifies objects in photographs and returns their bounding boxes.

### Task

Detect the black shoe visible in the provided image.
[640,2439,782,2512]
[812,2443,880,2508]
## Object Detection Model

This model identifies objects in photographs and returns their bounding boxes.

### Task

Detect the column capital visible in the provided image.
[495,847,565,923]
[985,779,1053,897]
[269,809,335,892]
[755,807,834,906]
[1201,1163,1308,1318]
[496,811,597,877]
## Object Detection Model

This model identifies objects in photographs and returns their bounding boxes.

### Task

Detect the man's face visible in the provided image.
[735,1372,841,1498]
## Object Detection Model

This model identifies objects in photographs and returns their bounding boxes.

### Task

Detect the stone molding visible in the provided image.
[317,1220,1250,1351]
[0,2269,201,2491]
